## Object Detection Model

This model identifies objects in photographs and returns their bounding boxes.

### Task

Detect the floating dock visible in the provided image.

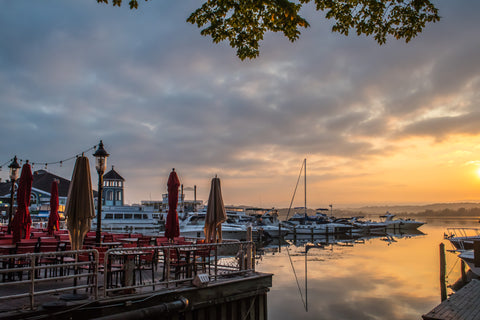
[423,279,480,320]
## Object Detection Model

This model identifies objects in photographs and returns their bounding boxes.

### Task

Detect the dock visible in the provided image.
[423,279,480,320]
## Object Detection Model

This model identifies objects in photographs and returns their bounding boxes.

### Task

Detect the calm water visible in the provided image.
[255,217,478,320]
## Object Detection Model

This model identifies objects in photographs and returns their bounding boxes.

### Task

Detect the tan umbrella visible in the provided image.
[204,176,227,243]
[65,156,95,250]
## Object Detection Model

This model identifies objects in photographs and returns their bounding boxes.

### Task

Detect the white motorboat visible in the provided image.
[458,250,480,276]
[246,209,289,238]
[350,216,388,234]
[379,212,425,230]
[287,221,356,235]
[444,228,480,251]
[91,205,165,235]
[179,211,263,241]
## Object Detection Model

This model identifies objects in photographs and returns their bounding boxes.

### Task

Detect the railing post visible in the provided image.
[166,247,171,287]
[246,226,253,270]
[93,249,98,300]
[30,256,36,309]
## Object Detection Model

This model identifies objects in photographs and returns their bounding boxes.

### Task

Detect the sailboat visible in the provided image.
[282,159,355,236]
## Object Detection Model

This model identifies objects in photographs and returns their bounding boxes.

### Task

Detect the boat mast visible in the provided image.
[304,158,307,217]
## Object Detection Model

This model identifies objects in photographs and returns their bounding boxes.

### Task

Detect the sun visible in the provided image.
[476,167,480,179]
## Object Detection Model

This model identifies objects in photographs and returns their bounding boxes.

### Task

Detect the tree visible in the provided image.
[97,0,440,60]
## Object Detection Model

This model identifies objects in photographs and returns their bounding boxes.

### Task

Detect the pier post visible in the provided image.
[440,243,447,302]
[474,241,480,267]
[461,260,467,283]
[293,227,297,243]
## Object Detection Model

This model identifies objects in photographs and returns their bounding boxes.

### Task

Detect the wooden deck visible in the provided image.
[423,279,480,320]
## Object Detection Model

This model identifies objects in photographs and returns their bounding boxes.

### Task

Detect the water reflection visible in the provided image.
[255,218,477,320]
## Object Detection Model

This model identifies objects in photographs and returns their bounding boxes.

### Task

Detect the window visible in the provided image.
[105,214,113,219]
[143,214,149,219]
[114,214,123,219]
[116,191,122,201]
[124,214,132,219]
[107,191,113,201]
[134,214,142,219]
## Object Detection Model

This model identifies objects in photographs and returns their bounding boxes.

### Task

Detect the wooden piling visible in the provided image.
[440,243,447,302]
[474,240,480,267]
[461,260,467,283]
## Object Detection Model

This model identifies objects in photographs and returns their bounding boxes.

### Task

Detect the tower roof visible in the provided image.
[103,166,125,181]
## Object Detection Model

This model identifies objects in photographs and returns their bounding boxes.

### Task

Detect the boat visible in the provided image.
[179,211,263,241]
[379,212,425,230]
[350,216,388,234]
[282,159,356,236]
[91,205,165,235]
[244,208,289,238]
[458,250,480,276]
[445,228,480,251]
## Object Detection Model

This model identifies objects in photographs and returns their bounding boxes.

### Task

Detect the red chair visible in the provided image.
[155,237,169,246]
[13,240,38,280]
[37,238,59,277]
[161,244,189,281]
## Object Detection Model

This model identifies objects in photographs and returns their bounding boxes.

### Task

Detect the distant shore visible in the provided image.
[274,202,480,220]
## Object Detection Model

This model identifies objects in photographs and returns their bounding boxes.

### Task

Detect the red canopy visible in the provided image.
[11,163,33,243]
[164,169,180,240]
[47,180,60,235]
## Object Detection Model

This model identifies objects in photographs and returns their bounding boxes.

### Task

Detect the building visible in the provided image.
[102,166,124,207]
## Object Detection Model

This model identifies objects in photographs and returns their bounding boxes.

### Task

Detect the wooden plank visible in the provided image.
[423,279,480,320]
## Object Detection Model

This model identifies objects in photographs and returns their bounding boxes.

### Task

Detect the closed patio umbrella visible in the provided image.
[65,156,95,250]
[47,180,60,235]
[204,176,227,243]
[165,168,180,240]
[11,163,33,243]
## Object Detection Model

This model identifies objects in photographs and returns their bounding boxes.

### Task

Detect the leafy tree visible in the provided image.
[97,0,440,60]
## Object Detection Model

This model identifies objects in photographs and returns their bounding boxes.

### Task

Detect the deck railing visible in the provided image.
[0,249,99,309]
[103,241,256,296]
[0,241,255,310]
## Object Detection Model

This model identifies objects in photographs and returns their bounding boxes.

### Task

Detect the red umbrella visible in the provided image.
[165,168,180,240]
[47,180,60,235]
[11,163,33,243]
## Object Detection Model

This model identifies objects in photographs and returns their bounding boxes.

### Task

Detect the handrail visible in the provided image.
[0,249,98,309]
[103,241,256,296]
[0,241,256,310]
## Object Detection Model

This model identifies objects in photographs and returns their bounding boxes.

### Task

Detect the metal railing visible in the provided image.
[103,241,256,296]
[0,241,255,310]
[0,249,98,309]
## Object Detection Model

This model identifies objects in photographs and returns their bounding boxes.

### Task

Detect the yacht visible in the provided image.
[444,228,480,251]
[179,211,261,241]
[458,250,480,276]
[91,205,165,235]
[379,212,425,230]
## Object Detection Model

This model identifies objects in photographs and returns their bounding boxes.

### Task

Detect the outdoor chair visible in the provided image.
[13,240,38,280]
[136,248,157,288]
[37,238,60,277]
[161,245,189,282]
[193,241,214,274]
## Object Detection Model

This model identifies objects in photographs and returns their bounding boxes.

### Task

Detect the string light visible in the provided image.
[0,144,97,173]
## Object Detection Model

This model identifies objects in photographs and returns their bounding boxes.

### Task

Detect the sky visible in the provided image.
[1,1,480,209]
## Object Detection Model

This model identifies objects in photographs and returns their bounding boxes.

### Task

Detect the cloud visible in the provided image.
[0,1,479,205]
